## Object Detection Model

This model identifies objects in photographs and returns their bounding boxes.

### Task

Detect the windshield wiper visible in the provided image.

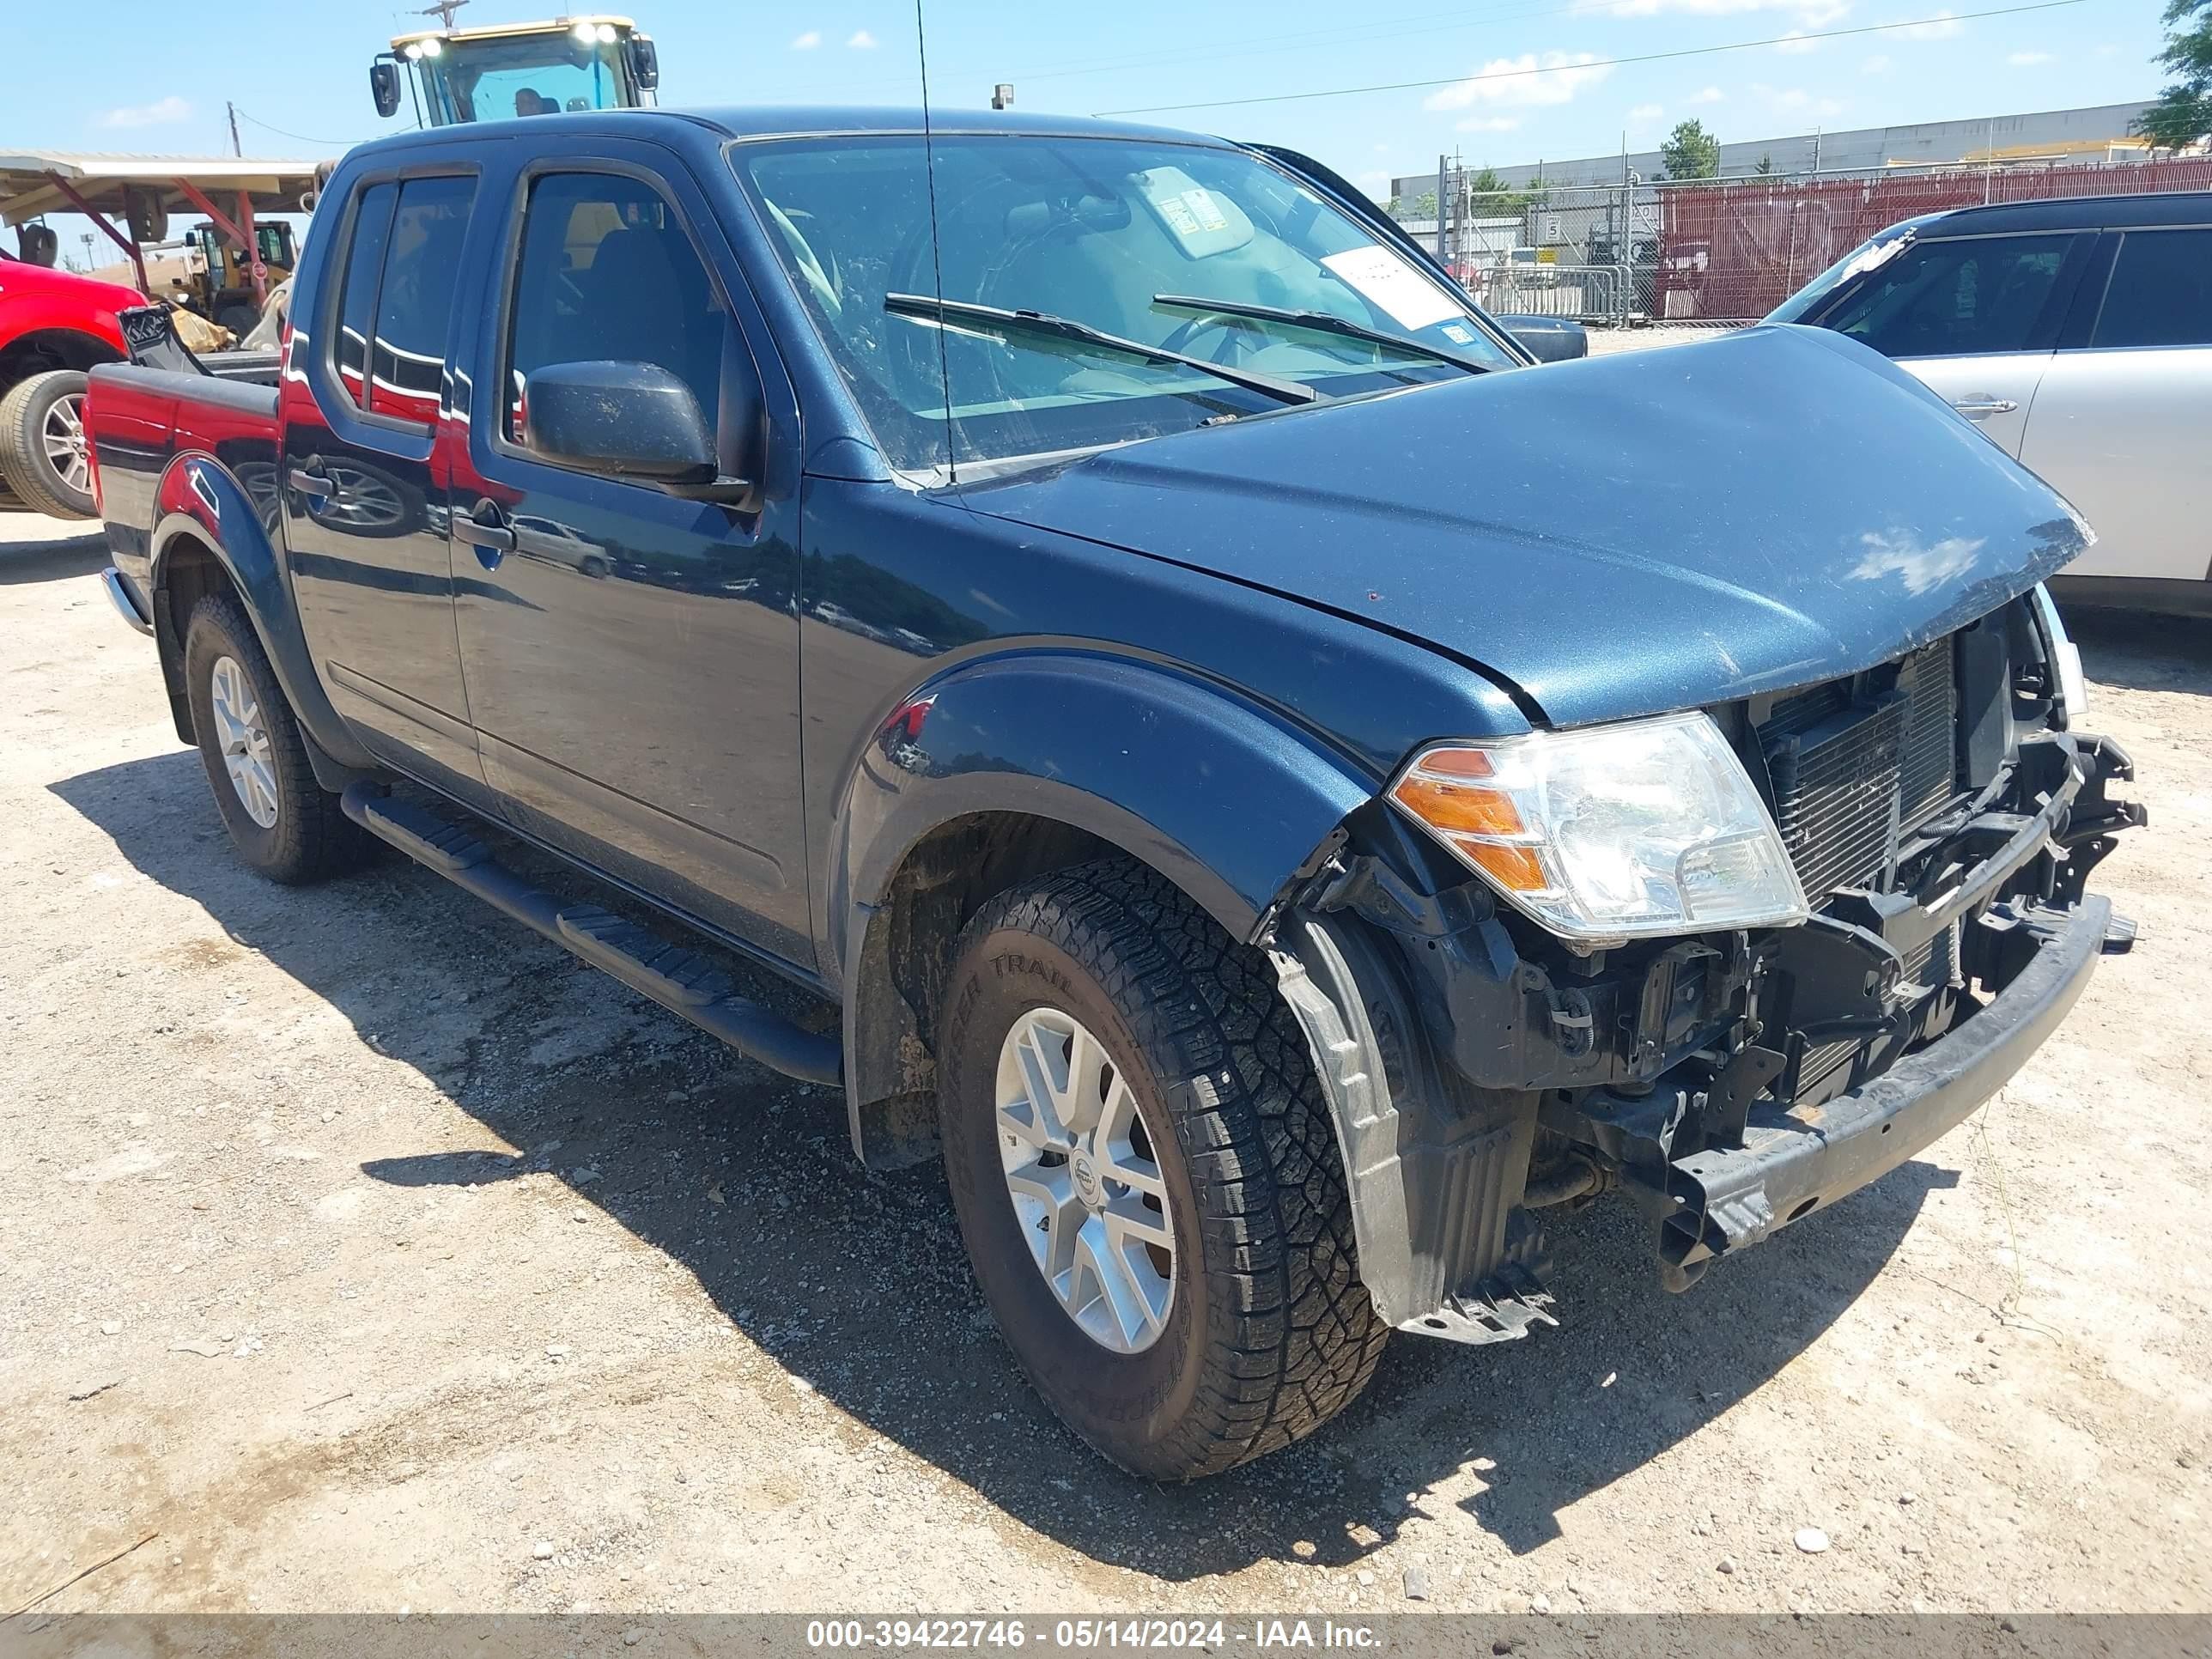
[1152,295,1497,375]
[883,293,1320,406]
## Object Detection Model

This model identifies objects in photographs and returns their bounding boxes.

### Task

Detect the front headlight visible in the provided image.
[1388,711,1809,944]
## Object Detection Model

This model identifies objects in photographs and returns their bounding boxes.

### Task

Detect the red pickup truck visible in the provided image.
[0,252,138,519]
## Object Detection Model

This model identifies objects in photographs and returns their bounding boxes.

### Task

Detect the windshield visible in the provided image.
[732,134,1516,472]
[1765,218,1929,324]
[412,32,635,124]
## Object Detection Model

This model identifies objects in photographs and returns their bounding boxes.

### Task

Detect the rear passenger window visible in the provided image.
[2090,228,2212,350]
[1820,234,2076,359]
[331,183,396,410]
[367,175,477,422]
[504,172,727,448]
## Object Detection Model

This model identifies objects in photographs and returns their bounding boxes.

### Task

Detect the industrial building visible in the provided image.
[1391,100,2159,195]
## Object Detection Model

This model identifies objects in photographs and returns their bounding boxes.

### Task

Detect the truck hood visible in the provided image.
[955,325,2089,727]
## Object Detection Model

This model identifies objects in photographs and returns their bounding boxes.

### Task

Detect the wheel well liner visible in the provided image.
[0,328,122,387]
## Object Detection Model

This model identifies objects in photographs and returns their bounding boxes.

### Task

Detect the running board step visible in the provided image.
[340,783,841,1088]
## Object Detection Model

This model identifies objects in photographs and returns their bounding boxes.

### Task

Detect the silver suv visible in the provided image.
[1769,191,2212,614]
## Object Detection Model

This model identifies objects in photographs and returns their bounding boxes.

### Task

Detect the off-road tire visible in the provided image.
[938,858,1389,1480]
[0,369,95,520]
[183,592,372,884]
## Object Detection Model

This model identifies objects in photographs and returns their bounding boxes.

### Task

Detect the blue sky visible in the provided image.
[3,0,2170,217]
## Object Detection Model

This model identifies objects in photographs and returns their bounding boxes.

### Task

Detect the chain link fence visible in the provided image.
[1395,154,2212,329]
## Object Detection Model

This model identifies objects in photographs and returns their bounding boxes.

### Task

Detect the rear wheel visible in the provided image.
[938,860,1389,1480]
[183,592,372,884]
[0,369,95,520]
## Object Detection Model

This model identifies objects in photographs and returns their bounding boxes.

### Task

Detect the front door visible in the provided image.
[2017,224,2212,585]
[1812,228,2092,459]
[450,152,811,966]
[283,169,486,799]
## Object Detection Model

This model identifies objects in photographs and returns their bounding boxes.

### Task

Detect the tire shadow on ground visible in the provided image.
[2068,609,2212,697]
[51,749,1948,1580]
[0,526,106,586]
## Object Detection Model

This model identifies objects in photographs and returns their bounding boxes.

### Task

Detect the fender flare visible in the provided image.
[148,453,374,774]
[828,648,1376,1163]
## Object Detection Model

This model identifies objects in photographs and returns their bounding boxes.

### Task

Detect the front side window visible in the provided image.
[367,174,477,422]
[1816,233,2077,359]
[732,134,1516,472]
[503,172,727,451]
[2090,228,2212,350]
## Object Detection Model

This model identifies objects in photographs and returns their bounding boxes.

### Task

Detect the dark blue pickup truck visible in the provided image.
[84,106,2140,1480]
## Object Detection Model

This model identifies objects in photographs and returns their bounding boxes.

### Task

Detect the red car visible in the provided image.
[0,252,137,519]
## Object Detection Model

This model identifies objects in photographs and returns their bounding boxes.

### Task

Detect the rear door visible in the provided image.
[1806,229,2091,456]
[449,148,812,967]
[2016,223,2212,586]
[283,168,488,800]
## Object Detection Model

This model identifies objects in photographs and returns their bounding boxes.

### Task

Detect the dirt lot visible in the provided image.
[3,506,2209,1619]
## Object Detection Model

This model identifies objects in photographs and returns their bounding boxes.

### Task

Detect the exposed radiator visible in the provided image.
[1760,635,1960,902]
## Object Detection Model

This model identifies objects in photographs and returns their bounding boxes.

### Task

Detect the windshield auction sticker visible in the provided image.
[1321,246,1462,332]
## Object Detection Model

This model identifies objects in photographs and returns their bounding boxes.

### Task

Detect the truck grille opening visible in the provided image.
[1759,635,1959,902]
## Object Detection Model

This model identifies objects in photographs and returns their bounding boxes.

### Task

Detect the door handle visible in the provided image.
[1949,396,2018,419]
[288,465,334,499]
[453,517,515,552]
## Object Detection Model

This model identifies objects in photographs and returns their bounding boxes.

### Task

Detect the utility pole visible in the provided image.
[227,101,242,157]
[1436,153,1449,264]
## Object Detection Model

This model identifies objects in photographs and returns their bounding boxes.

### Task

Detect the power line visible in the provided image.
[228,106,380,148]
[1094,0,2087,116]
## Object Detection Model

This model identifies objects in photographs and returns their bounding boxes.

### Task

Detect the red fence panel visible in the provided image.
[1659,158,2212,320]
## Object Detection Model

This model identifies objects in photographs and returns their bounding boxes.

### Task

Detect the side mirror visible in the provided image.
[1492,313,1589,363]
[628,35,660,92]
[523,361,754,503]
[369,61,402,119]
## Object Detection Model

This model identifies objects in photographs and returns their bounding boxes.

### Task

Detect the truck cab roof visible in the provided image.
[345,103,1224,158]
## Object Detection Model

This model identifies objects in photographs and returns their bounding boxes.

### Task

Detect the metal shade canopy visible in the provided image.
[0,149,323,303]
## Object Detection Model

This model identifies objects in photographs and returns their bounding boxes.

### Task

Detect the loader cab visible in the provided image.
[370,15,659,127]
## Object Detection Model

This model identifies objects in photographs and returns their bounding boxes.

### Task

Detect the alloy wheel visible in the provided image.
[208,655,280,829]
[994,1006,1176,1353]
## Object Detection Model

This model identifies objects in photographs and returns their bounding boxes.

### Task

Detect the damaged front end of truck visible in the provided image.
[1267,585,2142,1343]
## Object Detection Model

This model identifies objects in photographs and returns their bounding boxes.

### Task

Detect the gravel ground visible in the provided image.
[3,507,2209,1618]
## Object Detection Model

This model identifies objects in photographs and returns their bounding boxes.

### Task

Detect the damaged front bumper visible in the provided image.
[1629,892,2114,1290]
[1270,726,2141,1341]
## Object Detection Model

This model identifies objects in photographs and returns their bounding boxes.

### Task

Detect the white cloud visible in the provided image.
[1627,102,1666,121]
[1861,52,1893,72]
[1455,115,1524,132]
[1753,82,1848,118]
[1774,29,1821,52]
[1424,51,1613,112]
[790,29,822,49]
[1358,169,1393,197]
[98,94,191,129]
[2007,48,2054,64]
[1689,85,1726,102]
[847,29,877,47]
[1893,10,1963,38]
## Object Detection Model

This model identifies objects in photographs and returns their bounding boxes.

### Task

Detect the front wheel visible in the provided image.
[0,369,95,520]
[183,592,372,884]
[938,860,1389,1480]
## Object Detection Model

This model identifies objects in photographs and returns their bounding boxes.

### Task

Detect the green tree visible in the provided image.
[2134,0,2212,150]
[1462,166,1538,215]
[1754,153,1775,175]
[1659,118,1723,180]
